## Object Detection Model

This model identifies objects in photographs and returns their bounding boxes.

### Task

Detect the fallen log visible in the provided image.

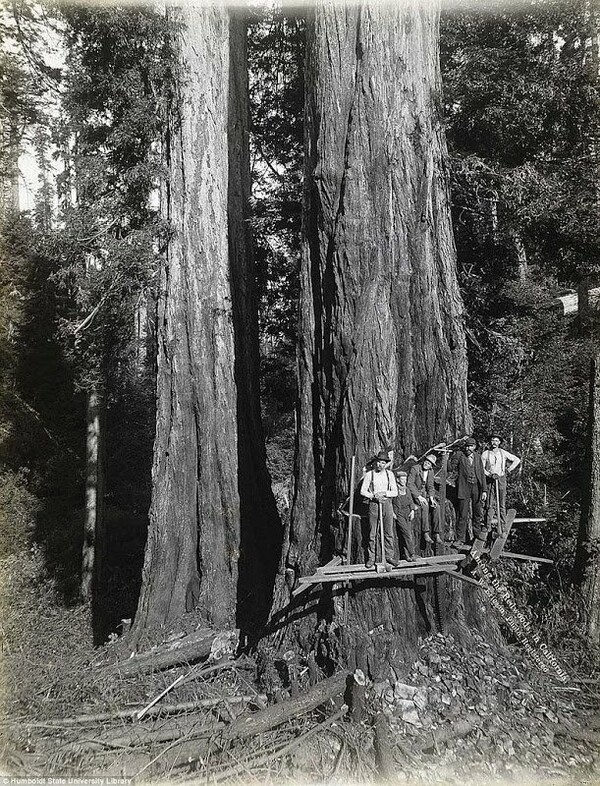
[35,694,268,727]
[168,671,349,766]
[135,659,239,719]
[220,670,348,743]
[101,717,224,749]
[61,718,226,755]
[208,704,348,782]
[107,630,223,676]
[418,713,480,753]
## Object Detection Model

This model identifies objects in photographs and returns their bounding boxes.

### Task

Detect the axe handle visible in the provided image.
[378,500,386,566]
[495,478,502,535]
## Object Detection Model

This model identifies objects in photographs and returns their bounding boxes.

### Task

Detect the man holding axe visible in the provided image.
[481,434,521,533]
[360,451,399,569]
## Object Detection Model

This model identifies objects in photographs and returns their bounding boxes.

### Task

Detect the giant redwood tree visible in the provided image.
[132,5,280,639]
[286,0,488,672]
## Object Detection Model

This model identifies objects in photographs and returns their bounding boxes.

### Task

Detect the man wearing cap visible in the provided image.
[449,437,487,546]
[481,435,521,530]
[393,470,417,561]
[360,451,399,568]
[407,454,441,545]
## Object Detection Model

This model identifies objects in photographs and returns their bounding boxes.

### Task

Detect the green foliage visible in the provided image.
[0,213,79,480]
[248,5,304,477]
[0,5,171,607]
[0,468,39,559]
[440,0,600,554]
[0,49,41,155]
[49,6,171,394]
[248,5,303,350]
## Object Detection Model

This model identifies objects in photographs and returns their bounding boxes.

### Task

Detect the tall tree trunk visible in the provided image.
[574,2,600,645]
[578,274,591,336]
[285,0,486,673]
[0,123,20,216]
[81,388,104,601]
[131,5,240,636]
[228,11,282,637]
[574,351,600,644]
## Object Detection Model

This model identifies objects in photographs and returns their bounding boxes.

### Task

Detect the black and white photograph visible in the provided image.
[1,0,600,782]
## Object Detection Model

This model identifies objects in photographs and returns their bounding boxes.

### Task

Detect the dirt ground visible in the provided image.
[1,547,599,785]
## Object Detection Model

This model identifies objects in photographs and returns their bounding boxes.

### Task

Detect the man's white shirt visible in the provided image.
[481,448,520,477]
[360,469,398,498]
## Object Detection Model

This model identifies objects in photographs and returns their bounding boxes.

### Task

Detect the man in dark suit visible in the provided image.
[449,437,487,545]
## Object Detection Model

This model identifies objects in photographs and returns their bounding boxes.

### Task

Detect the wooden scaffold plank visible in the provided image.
[298,563,461,586]
[316,553,465,575]
[490,508,517,559]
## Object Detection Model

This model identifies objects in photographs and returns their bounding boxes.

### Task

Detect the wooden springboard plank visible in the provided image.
[299,564,459,585]
[490,508,517,560]
[440,568,482,587]
[501,551,553,564]
[291,556,342,597]
[316,553,464,575]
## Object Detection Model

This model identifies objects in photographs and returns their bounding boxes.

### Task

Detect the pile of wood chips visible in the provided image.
[2,609,600,784]
[364,629,600,783]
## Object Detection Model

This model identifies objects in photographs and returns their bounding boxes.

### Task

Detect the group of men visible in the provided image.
[359,435,521,568]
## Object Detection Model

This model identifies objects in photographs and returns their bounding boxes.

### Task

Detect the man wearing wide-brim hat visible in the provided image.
[360,450,399,568]
[449,437,487,546]
[407,453,441,545]
[481,434,521,531]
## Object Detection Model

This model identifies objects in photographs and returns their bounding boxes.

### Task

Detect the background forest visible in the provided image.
[2,0,600,778]
[2,0,598,629]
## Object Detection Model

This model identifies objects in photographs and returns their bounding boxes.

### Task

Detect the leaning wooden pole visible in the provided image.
[345,456,356,565]
[343,455,356,624]
[438,450,448,536]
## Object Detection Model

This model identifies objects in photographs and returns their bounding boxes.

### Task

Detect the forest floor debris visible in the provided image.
[1,548,600,784]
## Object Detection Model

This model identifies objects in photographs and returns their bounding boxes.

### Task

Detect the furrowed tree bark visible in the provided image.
[228,10,282,636]
[131,5,240,636]
[285,0,489,672]
[131,6,280,640]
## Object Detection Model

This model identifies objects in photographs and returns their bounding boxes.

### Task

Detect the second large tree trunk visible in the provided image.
[286,0,480,671]
[131,6,280,641]
[132,6,240,636]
